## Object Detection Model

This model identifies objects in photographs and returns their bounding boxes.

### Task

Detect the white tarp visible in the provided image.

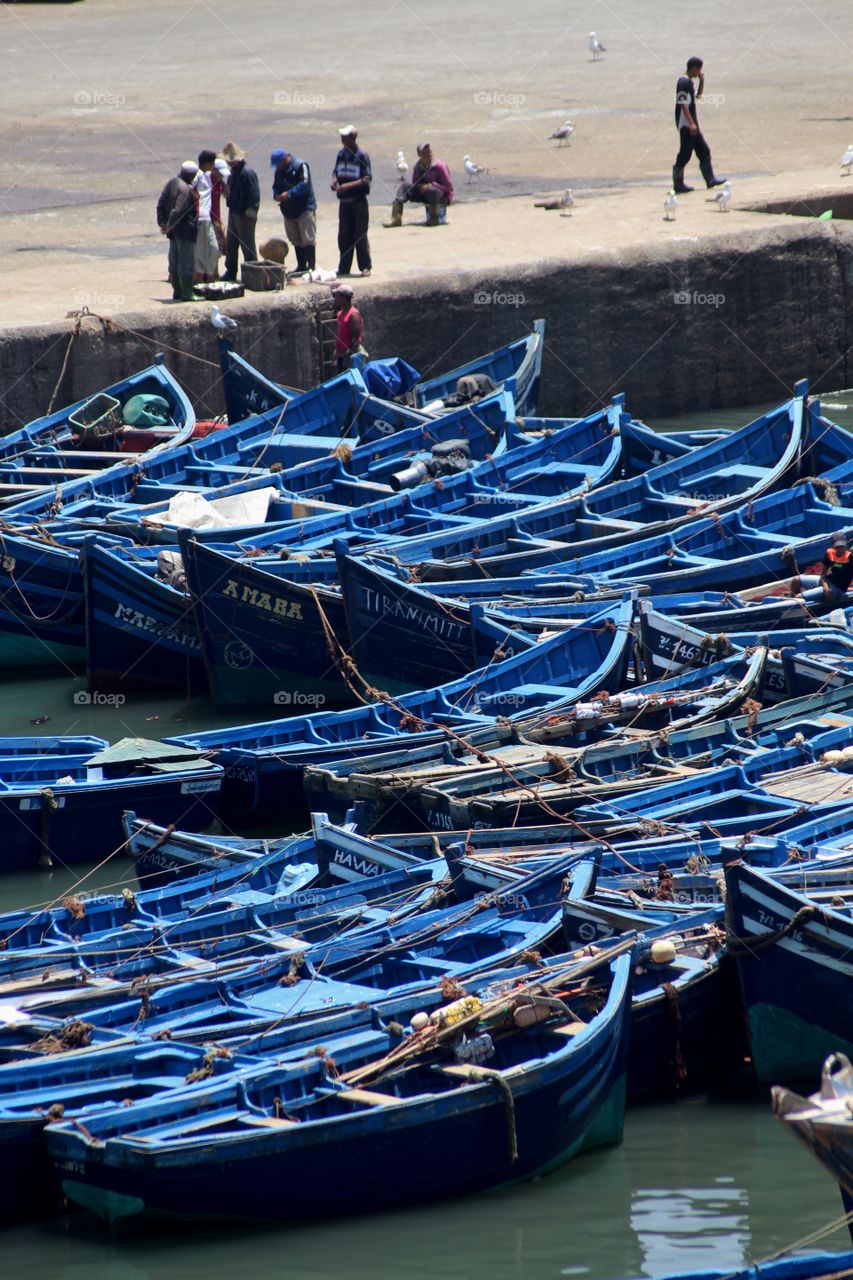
[145,487,277,530]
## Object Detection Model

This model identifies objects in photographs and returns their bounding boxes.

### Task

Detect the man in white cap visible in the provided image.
[331,126,372,276]
[156,161,200,301]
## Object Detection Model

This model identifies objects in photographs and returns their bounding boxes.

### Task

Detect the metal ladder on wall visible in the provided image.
[316,296,338,381]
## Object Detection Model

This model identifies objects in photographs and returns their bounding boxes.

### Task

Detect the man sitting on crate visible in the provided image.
[156,160,200,302]
[271,148,317,275]
[384,143,454,227]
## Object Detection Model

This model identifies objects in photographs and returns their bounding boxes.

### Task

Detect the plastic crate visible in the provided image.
[241,260,286,291]
[196,281,245,300]
[68,392,122,438]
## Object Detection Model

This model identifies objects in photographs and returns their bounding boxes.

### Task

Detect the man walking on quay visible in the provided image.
[332,125,372,276]
[673,57,726,194]
[221,142,260,281]
[384,142,454,227]
[271,148,317,274]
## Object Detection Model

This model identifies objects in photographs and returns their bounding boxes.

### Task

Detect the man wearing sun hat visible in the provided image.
[221,141,260,281]
[271,148,317,274]
[384,142,453,228]
[331,125,372,277]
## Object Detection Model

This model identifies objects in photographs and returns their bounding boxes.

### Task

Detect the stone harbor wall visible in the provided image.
[1,219,852,427]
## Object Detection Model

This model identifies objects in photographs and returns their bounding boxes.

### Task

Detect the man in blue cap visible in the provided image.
[271,148,317,274]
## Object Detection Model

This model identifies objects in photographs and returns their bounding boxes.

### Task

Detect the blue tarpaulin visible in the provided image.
[362,358,420,400]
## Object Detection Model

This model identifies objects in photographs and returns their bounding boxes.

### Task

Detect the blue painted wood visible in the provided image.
[726,862,853,1085]
[43,947,634,1227]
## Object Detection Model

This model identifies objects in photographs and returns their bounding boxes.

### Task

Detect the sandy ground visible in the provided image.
[1,0,852,328]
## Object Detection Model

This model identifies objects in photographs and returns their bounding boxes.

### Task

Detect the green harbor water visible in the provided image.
[3,397,853,1277]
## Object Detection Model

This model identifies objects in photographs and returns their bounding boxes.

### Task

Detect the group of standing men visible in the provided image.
[158,126,458,300]
[156,144,261,301]
[157,127,377,300]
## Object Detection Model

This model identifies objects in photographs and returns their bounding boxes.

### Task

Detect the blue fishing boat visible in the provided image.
[410,319,545,416]
[374,384,813,580]
[44,944,634,1227]
[166,598,634,821]
[725,861,853,1085]
[636,600,853,705]
[0,356,196,480]
[623,1249,853,1280]
[0,737,221,873]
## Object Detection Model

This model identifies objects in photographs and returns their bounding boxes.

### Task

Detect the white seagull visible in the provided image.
[558,189,576,216]
[711,181,732,212]
[589,32,606,60]
[548,121,574,147]
[463,154,489,181]
[210,305,238,331]
[842,144,853,176]
[664,189,677,221]
[396,150,408,180]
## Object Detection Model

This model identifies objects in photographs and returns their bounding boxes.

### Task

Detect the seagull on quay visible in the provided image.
[559,190,576,216]
[664,189,677,221]
[396,150,408,179]
[589,32,606,60]
[711,181,731,211]
[842,144,853,176]
[548,121,574,146]
[210,305,238,330]
[463,154,489,181]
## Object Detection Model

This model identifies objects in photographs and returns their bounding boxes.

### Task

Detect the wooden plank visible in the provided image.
[336,1087,403,1106]
[241,1115,299,1127]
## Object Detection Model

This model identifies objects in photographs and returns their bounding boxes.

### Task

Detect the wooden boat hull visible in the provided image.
[82,539,207,694]
[725,863,853,1086]
[47,950,633,1227]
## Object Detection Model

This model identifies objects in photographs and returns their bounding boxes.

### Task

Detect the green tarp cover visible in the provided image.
[85,737,203,767]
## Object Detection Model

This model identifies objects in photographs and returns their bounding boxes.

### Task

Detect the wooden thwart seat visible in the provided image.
[336,1087,403,1106]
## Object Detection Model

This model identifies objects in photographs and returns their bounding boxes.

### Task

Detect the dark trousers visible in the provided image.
[675,126,712,170]
[337,200,371,274]
[395,181,443,207]
[224,211,258,278]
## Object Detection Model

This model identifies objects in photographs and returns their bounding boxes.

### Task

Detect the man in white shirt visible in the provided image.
[192,151,220,284]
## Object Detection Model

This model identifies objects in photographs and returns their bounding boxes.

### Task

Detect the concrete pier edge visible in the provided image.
[2,218,853,426]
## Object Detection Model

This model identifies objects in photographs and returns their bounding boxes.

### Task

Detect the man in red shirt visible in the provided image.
[384,143,454,227]
[332,284,365,372]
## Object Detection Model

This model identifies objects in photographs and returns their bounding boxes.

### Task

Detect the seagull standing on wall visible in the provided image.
[842,144,853,176]
[589,32,606,60]
[210,305,238,330]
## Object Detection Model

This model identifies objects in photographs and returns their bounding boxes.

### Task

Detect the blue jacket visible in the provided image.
[272,157,316,218]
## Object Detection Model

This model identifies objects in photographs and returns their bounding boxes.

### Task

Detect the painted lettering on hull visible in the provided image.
[222,579,304,620]
[360,586,467,645]
[113,603,200,650]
